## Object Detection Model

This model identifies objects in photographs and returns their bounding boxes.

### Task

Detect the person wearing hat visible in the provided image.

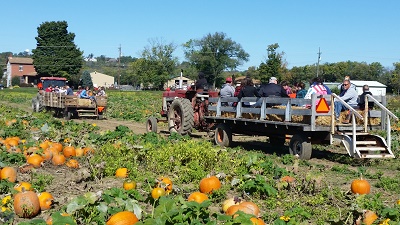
[258,77,288,98]
[220,77,235,106]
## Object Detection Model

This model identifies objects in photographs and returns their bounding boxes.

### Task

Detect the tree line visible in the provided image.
[1,21,399,93]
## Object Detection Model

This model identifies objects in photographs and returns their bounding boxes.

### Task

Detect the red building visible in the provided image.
[5,56,37,87]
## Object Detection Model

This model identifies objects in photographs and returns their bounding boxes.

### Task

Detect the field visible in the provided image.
[0,88,399,225]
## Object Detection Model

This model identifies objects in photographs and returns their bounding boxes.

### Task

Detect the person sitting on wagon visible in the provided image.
[220,77,235,106]
[237,78,260,107]
[357,85,374,110]
[194,72,208,92]
[334,79,358,123]
[96,86,107,97]
[80,86,95,101]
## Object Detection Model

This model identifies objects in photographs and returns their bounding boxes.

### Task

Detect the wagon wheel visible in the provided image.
[146,116,158,133]
[168,98,194,135]
[214,123,232,147]
[289,134,312,160]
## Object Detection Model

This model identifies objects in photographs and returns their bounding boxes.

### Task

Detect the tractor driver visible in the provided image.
[194,72,208,92]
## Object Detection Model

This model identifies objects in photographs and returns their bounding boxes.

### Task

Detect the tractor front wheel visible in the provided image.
[146,116,158,133]
[168,98,194,135]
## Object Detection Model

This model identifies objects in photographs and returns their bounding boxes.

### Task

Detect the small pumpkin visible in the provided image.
[351,178,371,195]
[14,189,41,218]
[280,175,295,183]
[66,159,79,168]
[38,192,54,210]
[362,210,378,225]
[123,180,137,190]
[250,217,266,225]
[222,197,241,213]
[39,140,51,150]
[52,153,66,166]
[106,211,139,225]
[151,187,166,199]
[27,154,44,168]
[1,167,17,183]
[63,146,76,158]
[14,182,33,192]
[199,176,221,194]
[188,192,208,203]
[115,168,128,178]
[83,146,94,155]
[75,148,84,157]
[157,177,173,193]
[41,148,53,161]
[50,142,63,152]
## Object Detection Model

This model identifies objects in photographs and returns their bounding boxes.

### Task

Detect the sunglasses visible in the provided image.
[343,83,350,86]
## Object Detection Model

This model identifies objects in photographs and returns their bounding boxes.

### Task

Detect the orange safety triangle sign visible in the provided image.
[316,98,330,113]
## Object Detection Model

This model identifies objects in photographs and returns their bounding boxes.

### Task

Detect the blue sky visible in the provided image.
[2,1,399,71]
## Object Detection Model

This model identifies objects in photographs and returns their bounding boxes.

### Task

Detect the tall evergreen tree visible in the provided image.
[80,70,93,88]
[32,21,83,81]
[257,43,284,84]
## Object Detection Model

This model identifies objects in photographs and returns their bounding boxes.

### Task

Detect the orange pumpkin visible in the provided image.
[83,146,94,155]
[199,176,221,194]
[27,154,44,168]
[66,159,79,168]
[14,189,41,218]
[106,211,139,225]
[351,178,371,195]
[226,201,260,217]
[51,143,63,152]
[250,217,266,225]
[39,140,51,150]
[280,175,295,183]
[63,146,76,158]
[75,148,84,157]
[41,148,53,161]
[7,138,19,147]
[151,187,166,199]
[157,177,173,193]
[52,153,66,166]
[1,167,17,183]
[222,197,241,213]
[188,192,208,203]
[14,182,33,192]
[362,210,378,225]
[38,192,54,210]
[123,180,137,190]
[115,168,128,178]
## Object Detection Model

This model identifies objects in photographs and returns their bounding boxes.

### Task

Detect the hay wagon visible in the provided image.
[32,91,107,120]
[205,93,398,160]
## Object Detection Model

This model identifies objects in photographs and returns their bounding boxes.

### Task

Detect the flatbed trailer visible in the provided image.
[204,93,398,160]
[32,91,107,120]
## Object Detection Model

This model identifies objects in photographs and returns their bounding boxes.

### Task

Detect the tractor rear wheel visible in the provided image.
[214,124,232,147]
[146,116,158,133]
[168,98,194,135]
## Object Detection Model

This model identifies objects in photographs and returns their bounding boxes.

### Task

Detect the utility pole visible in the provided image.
[118,44,121,86]
[316,47,321,77]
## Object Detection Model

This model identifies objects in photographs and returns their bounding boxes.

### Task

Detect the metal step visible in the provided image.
[78,114,97,117]
[77,110,96,112]
[359,154,395,159]
[356,141,377,145]
[357,146,386,151]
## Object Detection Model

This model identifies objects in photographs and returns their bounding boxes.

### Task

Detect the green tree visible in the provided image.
[257,43,285,84]
[127,39,177,90]
[80,70,93,88]
[183,32,249,88]
[32,21,83,80]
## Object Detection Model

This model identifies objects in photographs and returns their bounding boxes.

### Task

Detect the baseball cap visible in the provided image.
[226,77,232,82]
[269,77,277,83]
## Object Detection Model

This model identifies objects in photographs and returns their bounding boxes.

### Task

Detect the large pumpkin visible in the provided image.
[27,154,44,168]
[199,176,221,194]
[52,153,66,166]
[226,201,260,217]
[63,146,76,158]
[351,178,370,195]
[157,177,173,193]
[1,167,17,183]
[188,192,208,203]
[106,211,139,225]
[14,189,41,218]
